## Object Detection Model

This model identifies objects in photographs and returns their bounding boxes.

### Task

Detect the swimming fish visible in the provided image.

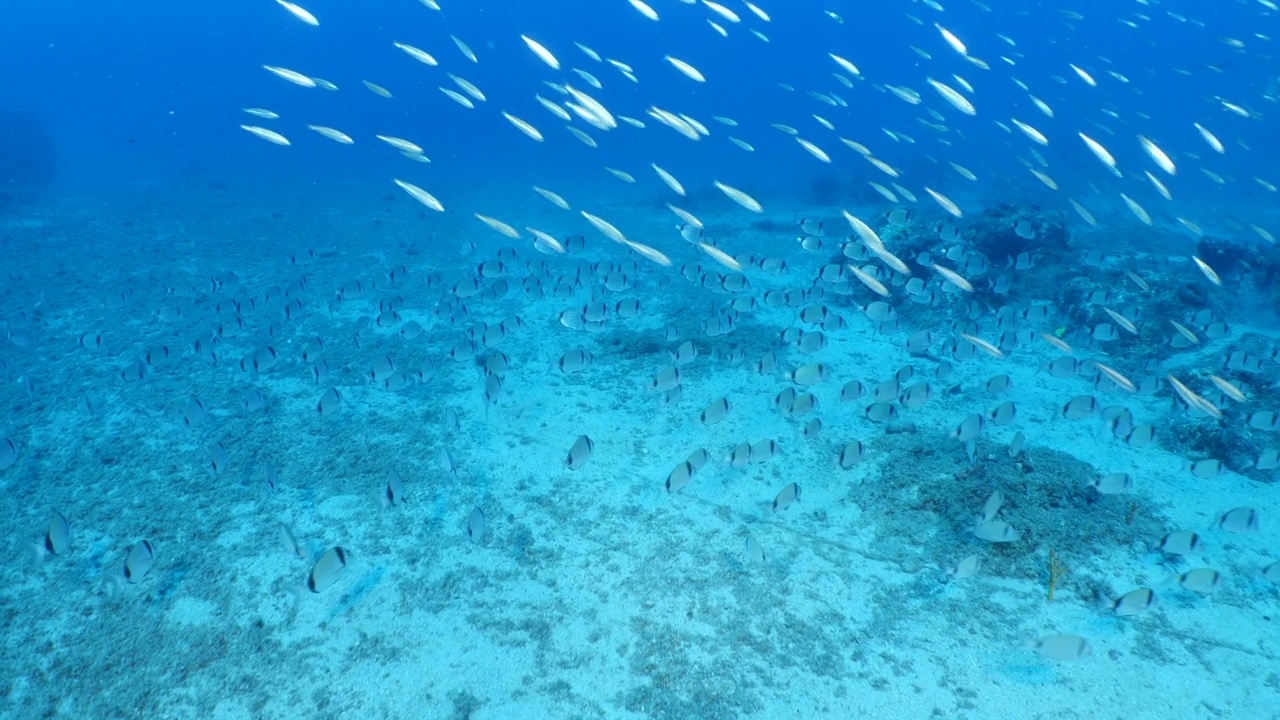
[772,482,800,512]
[308,125,354,144]
[1176,568,1221,594]
[501,112,543,141]
[651,164,685,196]
[394,42,438,66]
[241,125,290,146]
[475,214,519,239]
[933,263,974,292]
[974,519,1019,542]
[700,397,731,425]
[935,23,967,55]
[1078,132,1118,173]
[123,540,156,584]
[275,0,318,25]
[665,461,696,493]
[262,65,315,87]
[837,441,864,470]
[394,179,444,212]
[1091,473,1132,494]
[665,55,705,82]
[1194,123,1225,154]
[927,78,975,115]
[1191,257,1222,286]
[1139,136,1176,175]
[533,186,570,210]
[1158,530,1202,555]
[1187,456,1218,479]
[468,508,487,543]
[830,53,861,77]
[925,188,962,217]
[521,35,560,70]
[628,0,659,21]
[1120,194,1152,226]
[946,554,982,581]
[40,512,70,556]
[316,387,342,415]
[713,181,763,212]
[788,363,830,386]
[451,35,477,63]
[1028,634,1091,661]
[959,334,1003,361]
[566,435,594,470]
[383,470,405,507]
[1106,588,1155,616]
[308,547,348,592]
[1218,507,1258,533]
[362,80,392,98]
[1062,395,1098,419]
[981,489,1005,523]
[1011,118,1049,145]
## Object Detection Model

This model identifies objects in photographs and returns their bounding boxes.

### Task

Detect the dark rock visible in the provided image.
[1176,282,1209,308]
[1195,235,1246,277]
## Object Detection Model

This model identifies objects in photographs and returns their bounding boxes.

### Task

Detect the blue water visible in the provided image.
[3,1,1280,719]
[3,0,1274,199]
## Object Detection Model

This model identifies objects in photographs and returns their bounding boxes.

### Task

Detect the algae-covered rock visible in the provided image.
[858,431,1166,601]
[966,203,1067,262]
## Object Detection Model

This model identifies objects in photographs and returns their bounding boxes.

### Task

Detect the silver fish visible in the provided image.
[838,441,864,469]
[123,540,156,583]
[43,511,70,555]
[1107,588,1155,616]
[666,461,696,493]
[973,519,1019,543]
[307,547,348,593]
[385,470,406,507]
[772,482,800,512]
[1092,473,1132,494]
[0,437,19,471]
[1028,634,1091,661]
[468,508,487,543]
[744,535,766,565]
[1218,507,1258,534]
[566,435,594,470]
[1157,530,1201,555]
[316,388,342,416]
[1176,568,1221,594]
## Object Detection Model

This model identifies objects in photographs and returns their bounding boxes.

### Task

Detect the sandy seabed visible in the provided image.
[0,177,1277,720]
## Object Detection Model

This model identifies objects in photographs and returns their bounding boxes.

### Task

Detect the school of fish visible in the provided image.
[8,1,1280,707]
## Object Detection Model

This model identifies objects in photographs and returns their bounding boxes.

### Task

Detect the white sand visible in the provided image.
[0,180,1277,719]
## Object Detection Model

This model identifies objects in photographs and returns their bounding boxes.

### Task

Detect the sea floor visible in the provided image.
[0,178,1278,720]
